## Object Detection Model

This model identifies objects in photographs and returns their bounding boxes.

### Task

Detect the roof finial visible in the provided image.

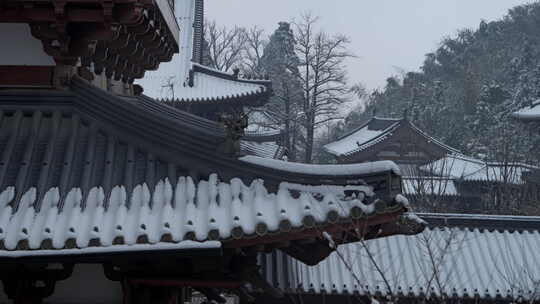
[372,107,377,118]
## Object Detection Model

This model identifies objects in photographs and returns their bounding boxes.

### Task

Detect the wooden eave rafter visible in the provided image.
[0,0,179,83]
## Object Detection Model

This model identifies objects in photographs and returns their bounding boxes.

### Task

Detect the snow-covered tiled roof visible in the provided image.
[135,0,270,103]
[402,177,458,196]
[0,79,423,262]
[141,62,270,102]
[422,155,536,185]
[463,164,533,184]
[513,100,540,121]
[0,174,409,254]
[241,129,286,159]
[324,117,460,157]
[269,213,540,301]
[420,155,485,178]
[240,141,284,159]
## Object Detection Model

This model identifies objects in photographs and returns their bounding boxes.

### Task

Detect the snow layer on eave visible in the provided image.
[513,101,540,121]
[239,156,401,176]
[0,241,221,258]
[136,57,267,101]
[0,173,395,254]
[323,122,398,156]
[289,225,540,300]
[176,71,267,102]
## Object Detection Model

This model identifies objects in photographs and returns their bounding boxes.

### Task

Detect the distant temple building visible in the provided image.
[324,117,460,170]
[0,0,423,303]
[324,116,538,213]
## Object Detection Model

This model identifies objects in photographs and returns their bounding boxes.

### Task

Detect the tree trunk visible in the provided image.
[304,111,315,163]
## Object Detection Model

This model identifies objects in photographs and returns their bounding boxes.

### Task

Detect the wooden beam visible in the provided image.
[223,211,403,249]
[0,66,54,87]
[129,278,244,289]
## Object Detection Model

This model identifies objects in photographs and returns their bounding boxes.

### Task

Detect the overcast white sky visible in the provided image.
[206,0,535,91]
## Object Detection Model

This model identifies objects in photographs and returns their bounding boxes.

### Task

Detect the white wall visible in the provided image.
[0,23,55,66]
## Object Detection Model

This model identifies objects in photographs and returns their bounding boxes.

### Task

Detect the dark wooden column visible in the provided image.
[1,264,73,304]
[122,280,181,304]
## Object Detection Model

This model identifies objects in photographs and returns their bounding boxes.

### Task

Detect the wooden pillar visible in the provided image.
[2,279,56,304]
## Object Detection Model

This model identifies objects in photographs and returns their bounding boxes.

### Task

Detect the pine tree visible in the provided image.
[257,22,304,161]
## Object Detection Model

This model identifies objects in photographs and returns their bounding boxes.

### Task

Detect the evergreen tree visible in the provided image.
[257,22,304,161]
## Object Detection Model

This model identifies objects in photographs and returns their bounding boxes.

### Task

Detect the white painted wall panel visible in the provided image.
[0,23,55,66]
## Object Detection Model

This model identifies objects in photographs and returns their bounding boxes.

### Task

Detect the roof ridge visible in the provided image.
[420,212,540,232]
[406,120,461,154]
[192,63,271,85]
[372,116,401,121]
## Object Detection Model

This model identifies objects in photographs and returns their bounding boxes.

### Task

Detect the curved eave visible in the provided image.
[163,87,271,105]
[170,64,272,105]
[192,63,272,86]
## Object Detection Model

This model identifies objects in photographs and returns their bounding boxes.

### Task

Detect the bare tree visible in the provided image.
[241,26,268,78]
[204,20,247,72]
[496,235,540,303]
[293,13,355,163]
[160,76,176,99]
[327,222,466,304]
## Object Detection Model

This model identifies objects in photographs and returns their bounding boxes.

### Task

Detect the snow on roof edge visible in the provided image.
[0,241,222,258]
[192,63,272,85]
[239,156,401,176]
[512,100,540,121]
